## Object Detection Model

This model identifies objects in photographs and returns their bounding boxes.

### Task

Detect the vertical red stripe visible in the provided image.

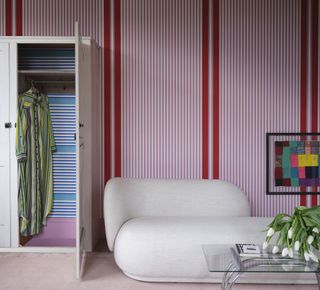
[104,0,111,182]
[5,0,12,36]
[300,0,307,206]
[311,0,318,206]
[202,0,209,179]
[114,0,122,177]
[212,0,219,179]
[16,0,22,36]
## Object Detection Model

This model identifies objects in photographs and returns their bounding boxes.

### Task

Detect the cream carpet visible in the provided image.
[0,251,317,290]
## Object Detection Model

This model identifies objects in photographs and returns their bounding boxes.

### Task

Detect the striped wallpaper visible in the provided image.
[308,0,319,207]
[1,0,320,218]
[22,0,103,44]
[219,0,301,216]
[0,0,5,35]
[121,0,202,179]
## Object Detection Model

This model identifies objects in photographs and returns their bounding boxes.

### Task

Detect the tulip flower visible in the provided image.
[307,235,314,245]
[312,227,319,234]
[288,248,293,258]
[294,241,300,251]
[288,228,293,239]
[266,228,275,237]
[263,241,269,250]
[282,248,289,257]
[272,246,279,254]
[304,252,310,261]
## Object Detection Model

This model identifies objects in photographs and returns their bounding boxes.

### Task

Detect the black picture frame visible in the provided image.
[266,132,320,195]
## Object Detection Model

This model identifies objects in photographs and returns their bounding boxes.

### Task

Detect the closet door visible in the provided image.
[75,33,92,278]
[0,43,11,247]
[75,30,84,278]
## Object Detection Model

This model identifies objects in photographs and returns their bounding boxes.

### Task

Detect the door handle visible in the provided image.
[4,122,12,128]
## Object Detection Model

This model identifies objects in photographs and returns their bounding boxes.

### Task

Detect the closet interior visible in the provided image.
[18,43,77,247]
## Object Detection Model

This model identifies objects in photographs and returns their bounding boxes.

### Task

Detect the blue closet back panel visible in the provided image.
[48,95,76,218]
[18,48,75,70]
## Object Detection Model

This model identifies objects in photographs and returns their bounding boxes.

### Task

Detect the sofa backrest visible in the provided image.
[104,178,250,251]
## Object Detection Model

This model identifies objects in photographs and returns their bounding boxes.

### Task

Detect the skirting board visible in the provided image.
[0,246,75,253]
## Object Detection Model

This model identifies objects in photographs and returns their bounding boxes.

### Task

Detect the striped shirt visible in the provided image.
[16,88,56,236]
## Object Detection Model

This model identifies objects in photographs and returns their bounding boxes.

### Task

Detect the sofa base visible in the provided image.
[115,217,317,285]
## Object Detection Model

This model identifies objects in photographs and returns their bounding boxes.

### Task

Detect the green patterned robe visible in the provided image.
[16,89,56,236]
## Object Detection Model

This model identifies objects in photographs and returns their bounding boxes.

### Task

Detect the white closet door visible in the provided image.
[76,30,92,278]
[75,28,83,278]
[0,43,11,247]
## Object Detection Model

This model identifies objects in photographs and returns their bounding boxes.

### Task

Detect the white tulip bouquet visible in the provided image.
[263,206,320,262]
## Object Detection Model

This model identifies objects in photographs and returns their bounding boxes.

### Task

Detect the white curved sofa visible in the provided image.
[104,178,315,284]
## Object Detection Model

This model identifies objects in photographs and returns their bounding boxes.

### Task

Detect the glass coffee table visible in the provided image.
[202,244,320,290]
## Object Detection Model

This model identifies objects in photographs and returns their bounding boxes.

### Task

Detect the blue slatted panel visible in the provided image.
[48,95,76,218]
[18,48,75,70]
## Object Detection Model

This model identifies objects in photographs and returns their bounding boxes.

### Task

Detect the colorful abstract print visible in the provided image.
[275,141,320,187]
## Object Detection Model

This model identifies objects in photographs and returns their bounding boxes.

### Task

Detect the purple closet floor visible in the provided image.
[25,238,76,247]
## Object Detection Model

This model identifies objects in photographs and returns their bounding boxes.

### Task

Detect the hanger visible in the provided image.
[30,80,40,94]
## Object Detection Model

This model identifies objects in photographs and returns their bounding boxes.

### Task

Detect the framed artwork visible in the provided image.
[266,133,320,195]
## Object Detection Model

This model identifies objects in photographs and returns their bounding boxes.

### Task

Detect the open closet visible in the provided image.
[0,33,102,277]
[18,43,77,247]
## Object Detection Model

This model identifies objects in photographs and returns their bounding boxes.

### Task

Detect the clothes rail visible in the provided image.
[33,80,75,85]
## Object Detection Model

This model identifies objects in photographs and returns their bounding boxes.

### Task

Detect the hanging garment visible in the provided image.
[16,88,56,236]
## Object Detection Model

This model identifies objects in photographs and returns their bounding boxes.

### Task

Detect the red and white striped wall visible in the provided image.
[219,0,301,216]
[1,0,320,217]
[120,0,202,179]
[22,0,104,44]
[301,0,319,207]
[310,0,319,207]
[113,0,320,216]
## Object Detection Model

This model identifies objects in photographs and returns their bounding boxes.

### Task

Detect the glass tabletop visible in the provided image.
[202,244,320,273]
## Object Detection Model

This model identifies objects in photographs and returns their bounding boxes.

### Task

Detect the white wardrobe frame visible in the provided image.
[0,34,102,278]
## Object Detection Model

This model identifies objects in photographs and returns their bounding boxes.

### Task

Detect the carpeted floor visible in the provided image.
[0,250,318,290]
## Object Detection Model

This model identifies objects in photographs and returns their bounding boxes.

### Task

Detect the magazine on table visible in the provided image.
[235,244,264,257]
[235,243,284,258]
